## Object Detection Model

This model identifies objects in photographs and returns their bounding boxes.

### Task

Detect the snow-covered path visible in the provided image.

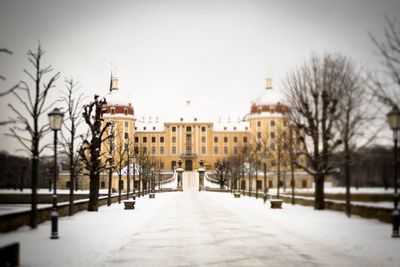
[1,191,399,266]
[182,171,199,191]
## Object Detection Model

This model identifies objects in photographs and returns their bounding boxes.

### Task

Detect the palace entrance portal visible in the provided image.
[185,160,193,171]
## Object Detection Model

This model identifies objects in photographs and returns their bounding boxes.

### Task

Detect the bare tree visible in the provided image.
[7,44,60,227]
[284,53,347,210]
[110,127,127,203]
[272,122,290,198]
[369,16,400,108]
[79,95,111,211]
[61,78,85,216]
[287,124,298,205]
[215,159,231,189]
[336,61,378,217]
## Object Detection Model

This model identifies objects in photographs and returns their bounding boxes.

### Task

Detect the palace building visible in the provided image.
[59,72,323,192]
[102,73,289,171]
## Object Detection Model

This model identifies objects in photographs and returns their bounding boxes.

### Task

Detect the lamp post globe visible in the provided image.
[48,107,64,240]
[386,105,400,238]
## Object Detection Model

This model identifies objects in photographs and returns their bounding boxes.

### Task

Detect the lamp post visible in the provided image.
[387,106,400,238]
[262,155,268,203]
[107,155,114,207]
[132,156,137,198]
[107,121,115,206]
[126,140,131,200]
[48,107,64,240]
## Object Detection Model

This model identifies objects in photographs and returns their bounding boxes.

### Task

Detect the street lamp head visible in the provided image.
[48,107,64,130]
[387,106,400,131]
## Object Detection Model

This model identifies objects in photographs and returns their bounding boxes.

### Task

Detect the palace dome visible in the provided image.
[249,76,287,115]
[103,74,135,116]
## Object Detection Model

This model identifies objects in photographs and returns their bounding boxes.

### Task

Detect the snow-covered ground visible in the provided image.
[0,187,399,266]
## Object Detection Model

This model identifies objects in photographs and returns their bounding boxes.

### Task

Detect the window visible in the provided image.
[271,132,275,139]
[172,146,176,154]
[111,107,115,115]
[134,146,139,154]
[257,143,261,151]
[233,127,237,131]
[186,126,191,132]
[143,147,147,154]
[101,181,106,189]
[152,136,156,143]
[151,147,156,155]
[214,136,218,143]
[66,181,71,188]
[224,136,228,143]
[124,143,129,151]
[245,127,248,130]
[143,137,147,143]
[153,127,156,130]
[257,121,261,127]
[160,162,165,169]
[124,132,129,139]
[270,120,275,127]
[201,136,206,143]
[125,121,128,127]
[171,161,176,170]
[271,160,276,166]
[256,180,262,190]
[224,127,227,130]
[160,147,164,154]
[234,136,238,143]
[160,136,164,143]
[124,109,128,115]
[214,147,218,154]
[119,180,124,190]
[172,126,176,132]
[172,136,176,143]
[134,136,139,143]
[201,146,206,154]
[257,132,261,139]
[270,143,276,150]
[224,146,228,154]
[143,127,146,130]
[201,126,206,132]
[243,136,248,143]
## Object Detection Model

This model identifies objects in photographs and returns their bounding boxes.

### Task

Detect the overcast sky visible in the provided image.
[0,0,399,155]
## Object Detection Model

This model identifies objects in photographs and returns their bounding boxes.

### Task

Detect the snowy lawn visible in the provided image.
[0,191,399,266]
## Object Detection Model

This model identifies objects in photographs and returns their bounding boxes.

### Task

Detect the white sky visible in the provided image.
[0,0,399,155]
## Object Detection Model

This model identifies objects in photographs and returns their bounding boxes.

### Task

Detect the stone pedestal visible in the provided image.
[123,200,135,210]
[197,167,205,191]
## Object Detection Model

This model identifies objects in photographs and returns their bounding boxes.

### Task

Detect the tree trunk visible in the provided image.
[118,174,122,203]
[345,161,351,217]
[291,166,295,205]
[68,154,75,216]
[88,172,99,211]
[314,173,325,210]
[30,156,38,228]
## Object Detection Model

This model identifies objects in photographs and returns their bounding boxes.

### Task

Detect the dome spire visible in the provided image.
[110,67,118,92]
[265,67,273,90]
